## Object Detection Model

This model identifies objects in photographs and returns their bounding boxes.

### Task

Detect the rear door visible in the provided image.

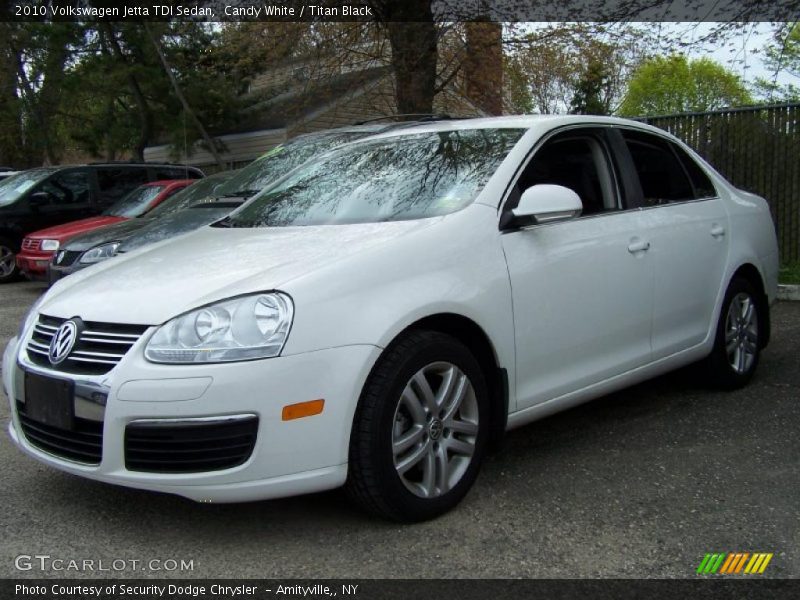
[501,127,655,409]
[616,128,729,359]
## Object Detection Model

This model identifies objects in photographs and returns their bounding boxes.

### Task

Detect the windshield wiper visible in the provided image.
[219,189,260,198]
[212,216,234,228]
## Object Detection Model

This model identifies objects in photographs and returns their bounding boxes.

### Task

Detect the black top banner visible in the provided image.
[2,0,799,22]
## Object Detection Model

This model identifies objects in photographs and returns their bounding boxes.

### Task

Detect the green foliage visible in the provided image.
[753,23,800,102]
[780,262,800,285]
[0,22,243,167]
[570,58,610,115]
[618,55,752,117]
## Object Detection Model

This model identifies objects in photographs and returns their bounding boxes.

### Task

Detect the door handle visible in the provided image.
[627,239,651,254]
[710,224,726,239]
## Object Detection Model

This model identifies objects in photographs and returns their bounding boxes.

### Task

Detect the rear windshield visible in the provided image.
[145,172,235,219]
[0,168,57,207]
[104,185,165,218]
[219,128,525,228]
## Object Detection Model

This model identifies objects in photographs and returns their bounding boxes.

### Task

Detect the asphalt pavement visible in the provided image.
[0,280,798,578]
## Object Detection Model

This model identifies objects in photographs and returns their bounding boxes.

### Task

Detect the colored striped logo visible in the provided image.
[697,553,773,574]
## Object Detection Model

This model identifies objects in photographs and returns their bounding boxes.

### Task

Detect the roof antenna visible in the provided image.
[183,108,189,179]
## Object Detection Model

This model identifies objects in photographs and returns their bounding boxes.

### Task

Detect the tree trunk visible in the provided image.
[464,23,503,115]
[144,24,225,170]
[371,1,438,115]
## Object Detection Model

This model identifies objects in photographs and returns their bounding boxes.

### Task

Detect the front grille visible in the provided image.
[17,401,103,464]
[27,315,148,376]
[22,238,41,251]
[53,250,82,266]
[125,417,259,473]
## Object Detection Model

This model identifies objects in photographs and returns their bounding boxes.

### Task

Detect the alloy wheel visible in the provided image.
[0,245,15,277]
[391,361,479,499]
[725,292,759,374]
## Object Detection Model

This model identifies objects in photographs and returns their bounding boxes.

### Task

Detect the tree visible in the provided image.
[369,0,438,114]
[503,24,646,115]
[754,22,800,102]
[618,55,752,116]
[570,58,611,115]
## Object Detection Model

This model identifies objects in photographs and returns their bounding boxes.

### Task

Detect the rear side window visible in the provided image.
[672,145,717,198]
[622,130,696,206]
[96,168,149,204]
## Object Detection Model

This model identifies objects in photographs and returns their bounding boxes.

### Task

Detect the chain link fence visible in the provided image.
[643,103,800,263]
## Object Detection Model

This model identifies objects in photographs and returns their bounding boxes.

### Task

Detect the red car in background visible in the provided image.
[16,179,194,280]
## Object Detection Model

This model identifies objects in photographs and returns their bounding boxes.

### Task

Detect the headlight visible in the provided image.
[145,292,294,364]
[19,294,46,338]
[79,242,120,264]
[40,239,59,251]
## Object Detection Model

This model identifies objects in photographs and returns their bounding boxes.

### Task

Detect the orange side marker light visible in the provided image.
[282,399,325,421]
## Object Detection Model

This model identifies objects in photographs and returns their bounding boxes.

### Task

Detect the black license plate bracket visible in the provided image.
[24,372,74,430]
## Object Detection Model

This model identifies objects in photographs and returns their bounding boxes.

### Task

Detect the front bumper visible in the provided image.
[47,261,87,284]
[16,250,53,279]
[3,334,380,503]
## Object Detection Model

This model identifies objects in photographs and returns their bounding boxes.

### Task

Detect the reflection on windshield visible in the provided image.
[104,185,164,218]
[213,132,359,198]
[220,129,524,228]
[0,168,57,207]
[145,171,235,219]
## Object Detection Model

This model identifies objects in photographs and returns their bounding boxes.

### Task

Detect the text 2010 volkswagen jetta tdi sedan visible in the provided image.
[3,116,779,521]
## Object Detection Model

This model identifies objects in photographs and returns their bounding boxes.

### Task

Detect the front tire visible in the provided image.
[0,236,21,283]
[346,330,489,522]
[705,277,762,389]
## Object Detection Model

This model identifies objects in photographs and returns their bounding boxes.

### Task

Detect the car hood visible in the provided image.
[115,206,233,254]
[61,218,155,251]
[28,216,127,241]
[42,219,441,325]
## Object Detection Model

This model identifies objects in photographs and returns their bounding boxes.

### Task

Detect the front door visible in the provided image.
[501,128,655,409]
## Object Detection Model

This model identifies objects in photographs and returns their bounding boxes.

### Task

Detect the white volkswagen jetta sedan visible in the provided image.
[3,116,779,521]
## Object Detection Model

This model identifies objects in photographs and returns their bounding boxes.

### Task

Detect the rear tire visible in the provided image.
[346,330,489,522]
[704,277,762,390]
[0,236,21,284]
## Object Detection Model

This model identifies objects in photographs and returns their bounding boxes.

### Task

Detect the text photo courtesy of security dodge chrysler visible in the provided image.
[3,116,779,522]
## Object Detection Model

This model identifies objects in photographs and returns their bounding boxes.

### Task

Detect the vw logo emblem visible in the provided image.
[49,320,78,365]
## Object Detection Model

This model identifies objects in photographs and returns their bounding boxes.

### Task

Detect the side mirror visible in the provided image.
[511,184,583,225]
[29,191,51,208]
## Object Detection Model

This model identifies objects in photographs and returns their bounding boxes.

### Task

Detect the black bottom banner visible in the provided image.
[3,579,798,600]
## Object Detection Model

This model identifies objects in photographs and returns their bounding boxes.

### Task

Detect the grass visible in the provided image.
[779,262,800,285]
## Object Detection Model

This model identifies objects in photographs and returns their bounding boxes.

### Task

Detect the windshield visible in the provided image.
[213,132,363,198]
[145,171,235,219]
[0,168,57,207]
[220,128,524,228]
[104,185,165,218]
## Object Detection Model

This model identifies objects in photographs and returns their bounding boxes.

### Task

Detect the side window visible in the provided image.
[672,144,717,198]
[512,133,619,217]
[36,170,91,205]
[622,130,696,206]
[96,168,149,204]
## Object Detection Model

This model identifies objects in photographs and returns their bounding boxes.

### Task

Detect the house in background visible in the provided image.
[145,24,503,171]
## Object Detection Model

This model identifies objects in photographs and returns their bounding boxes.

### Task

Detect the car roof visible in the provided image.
[356,114,671,140]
